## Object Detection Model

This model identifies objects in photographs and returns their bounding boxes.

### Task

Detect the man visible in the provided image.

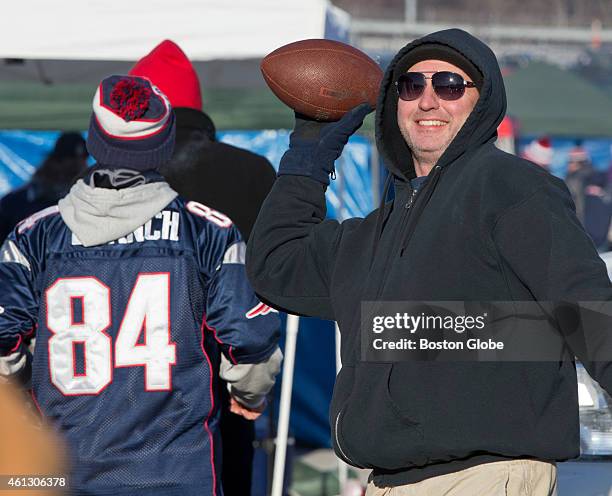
[129,39,277,241]
[0,75,281,495]
[0,132,88,243]
[128,39,278,495]
[565,144,592,223]
[246,29,612,495]
[565,145,611,250]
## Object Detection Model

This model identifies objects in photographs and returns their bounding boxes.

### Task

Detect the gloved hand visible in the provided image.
[0,347,27,382]
[278,103,374,185]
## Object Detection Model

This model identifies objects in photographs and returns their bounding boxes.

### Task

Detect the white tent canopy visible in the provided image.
[0,0,339,61]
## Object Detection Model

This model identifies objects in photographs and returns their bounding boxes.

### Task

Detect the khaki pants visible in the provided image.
[366,460,557,496]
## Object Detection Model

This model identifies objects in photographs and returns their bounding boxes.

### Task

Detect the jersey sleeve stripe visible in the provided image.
[222,241,246,265]
[0,240,32,271]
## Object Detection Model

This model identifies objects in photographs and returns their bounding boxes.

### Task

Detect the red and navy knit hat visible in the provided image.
[87,75,175,171]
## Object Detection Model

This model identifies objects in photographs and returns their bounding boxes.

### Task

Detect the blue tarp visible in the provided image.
[0,130,374,221]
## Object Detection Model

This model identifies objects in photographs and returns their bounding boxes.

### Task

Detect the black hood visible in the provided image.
[375,28,507,180]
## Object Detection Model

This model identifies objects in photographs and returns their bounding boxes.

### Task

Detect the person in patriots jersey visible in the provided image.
[0,75,281,496]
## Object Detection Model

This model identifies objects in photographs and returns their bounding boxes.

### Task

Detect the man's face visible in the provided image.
[397,59,480,167]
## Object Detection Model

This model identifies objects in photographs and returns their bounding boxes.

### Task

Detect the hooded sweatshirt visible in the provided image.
[246,29,612,485]
[58,169,178,247]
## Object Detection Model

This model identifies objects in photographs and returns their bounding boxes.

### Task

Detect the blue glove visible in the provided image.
[278,103,373,185]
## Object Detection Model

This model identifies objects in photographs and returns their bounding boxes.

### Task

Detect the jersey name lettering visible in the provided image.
[72,211,180,246]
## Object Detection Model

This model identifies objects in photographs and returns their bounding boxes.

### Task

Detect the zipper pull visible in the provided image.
[405,189,417,209]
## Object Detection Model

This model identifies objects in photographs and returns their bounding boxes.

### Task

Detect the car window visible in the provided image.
[577,362,612,457]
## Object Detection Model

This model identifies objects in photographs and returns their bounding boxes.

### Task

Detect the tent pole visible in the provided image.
[336,322,349,492]
[271,314,300,496]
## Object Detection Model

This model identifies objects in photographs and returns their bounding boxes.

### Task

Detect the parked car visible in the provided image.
[557,253,612,495]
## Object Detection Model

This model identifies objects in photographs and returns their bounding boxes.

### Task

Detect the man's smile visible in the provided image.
[416,119,448,127]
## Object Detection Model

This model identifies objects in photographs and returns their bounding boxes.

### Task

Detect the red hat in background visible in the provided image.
[522,137,553,168]
[129,39,202,111]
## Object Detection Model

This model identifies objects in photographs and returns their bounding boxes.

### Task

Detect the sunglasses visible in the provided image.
[396,71,476,101]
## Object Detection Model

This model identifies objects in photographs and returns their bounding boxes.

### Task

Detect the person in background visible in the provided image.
[565,144,611,250]
[129,39,276,241]
[0,132,88,244]
[521,136,553,171]
[129,40,278,495]
[566,144,594,223]
[0,380,67,496]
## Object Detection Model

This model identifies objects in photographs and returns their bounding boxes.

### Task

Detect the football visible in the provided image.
[261,39,383,122]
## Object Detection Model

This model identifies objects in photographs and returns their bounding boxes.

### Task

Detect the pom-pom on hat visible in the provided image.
[87,75,176,171]
[129,40,202,111]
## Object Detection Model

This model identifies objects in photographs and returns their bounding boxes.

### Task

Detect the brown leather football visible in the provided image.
[261,39,382,122]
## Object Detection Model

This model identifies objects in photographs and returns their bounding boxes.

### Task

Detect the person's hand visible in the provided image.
[0,349,27,380]
[229,396,266,421]
[278,103,374,185]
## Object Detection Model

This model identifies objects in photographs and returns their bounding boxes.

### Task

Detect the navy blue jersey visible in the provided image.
[0,198,279,496]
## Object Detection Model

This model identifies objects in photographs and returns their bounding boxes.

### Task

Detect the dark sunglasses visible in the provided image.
[396,71,476,101]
